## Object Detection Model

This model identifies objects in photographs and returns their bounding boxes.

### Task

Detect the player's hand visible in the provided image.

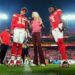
[27,32,31,39]
[59,28,63,32]
[59,25,64,32]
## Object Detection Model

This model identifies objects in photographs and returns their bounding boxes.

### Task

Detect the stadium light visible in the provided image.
[0,13,8,20]
[62,15,75,20]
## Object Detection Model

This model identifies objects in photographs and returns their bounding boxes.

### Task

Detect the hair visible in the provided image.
[48,6,57,11]
[21,7,28,13]
[32,12,43,23]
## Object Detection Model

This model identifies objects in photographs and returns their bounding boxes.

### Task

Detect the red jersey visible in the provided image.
[11,14,28,30]
[0,31,11,45]
[49,9,62,30]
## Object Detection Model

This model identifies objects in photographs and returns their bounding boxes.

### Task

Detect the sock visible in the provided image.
[57,38,67,60]
[17,56,21,61]
[17,43,22,56]
[12,42,17,55]
[11,56,15,60]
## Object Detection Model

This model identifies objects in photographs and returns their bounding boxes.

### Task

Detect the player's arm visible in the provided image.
[58,9,65,32]
[25,28,31,40]
[27,20,32,31]
[60,16,65,31]
[11,14,17,34]
[29,20,33,30]
[25,19,31,38]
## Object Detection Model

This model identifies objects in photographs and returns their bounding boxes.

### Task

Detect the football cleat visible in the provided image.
[16,60,22,66]
[9,60,14,66]
[61,61,69,68]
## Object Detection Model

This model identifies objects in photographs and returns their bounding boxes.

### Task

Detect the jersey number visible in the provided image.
[18,17,25,25]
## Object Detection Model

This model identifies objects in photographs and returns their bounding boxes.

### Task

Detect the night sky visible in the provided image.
[0,0,75,35]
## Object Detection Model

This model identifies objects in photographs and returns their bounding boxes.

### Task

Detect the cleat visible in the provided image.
[61,61,69,68]
[16,60,22,66]
[9,60,14,66]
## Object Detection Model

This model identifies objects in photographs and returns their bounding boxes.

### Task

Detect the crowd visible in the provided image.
[2,48,75,65]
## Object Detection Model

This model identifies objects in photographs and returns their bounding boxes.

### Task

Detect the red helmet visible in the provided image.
[21,7,28,13]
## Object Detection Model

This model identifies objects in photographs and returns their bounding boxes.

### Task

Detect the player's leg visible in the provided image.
[16,43,22,65]
[57,38,67,60]
[10,28,19,65]
[13,28,20,43]
[57,29,67,60]
[56,28,69,67]
[9,42,17,65]
[16,29,25,66]
[52,28,67,60]
[25,47,29,57]
[24,47,29,64]
[52,28,68,67]
[21,48,25,64]
[36,32,45,66]
[52,29,58,42]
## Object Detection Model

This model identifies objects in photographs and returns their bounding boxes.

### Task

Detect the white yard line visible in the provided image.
[24,63,32,73]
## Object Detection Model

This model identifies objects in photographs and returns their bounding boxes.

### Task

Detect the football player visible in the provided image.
[10,7,29,66]
[48,6,68,66]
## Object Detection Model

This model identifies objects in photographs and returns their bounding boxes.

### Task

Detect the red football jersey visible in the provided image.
[49,9,62,30]
[11,14,28,30]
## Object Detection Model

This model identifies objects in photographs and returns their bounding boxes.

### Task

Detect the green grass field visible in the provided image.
[0,64,75,75]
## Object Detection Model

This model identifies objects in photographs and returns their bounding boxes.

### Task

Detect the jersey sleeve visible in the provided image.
[57,9,62,16]
[11,14,17,30]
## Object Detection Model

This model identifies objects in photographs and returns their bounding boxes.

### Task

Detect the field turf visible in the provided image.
[0,64,75,75]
